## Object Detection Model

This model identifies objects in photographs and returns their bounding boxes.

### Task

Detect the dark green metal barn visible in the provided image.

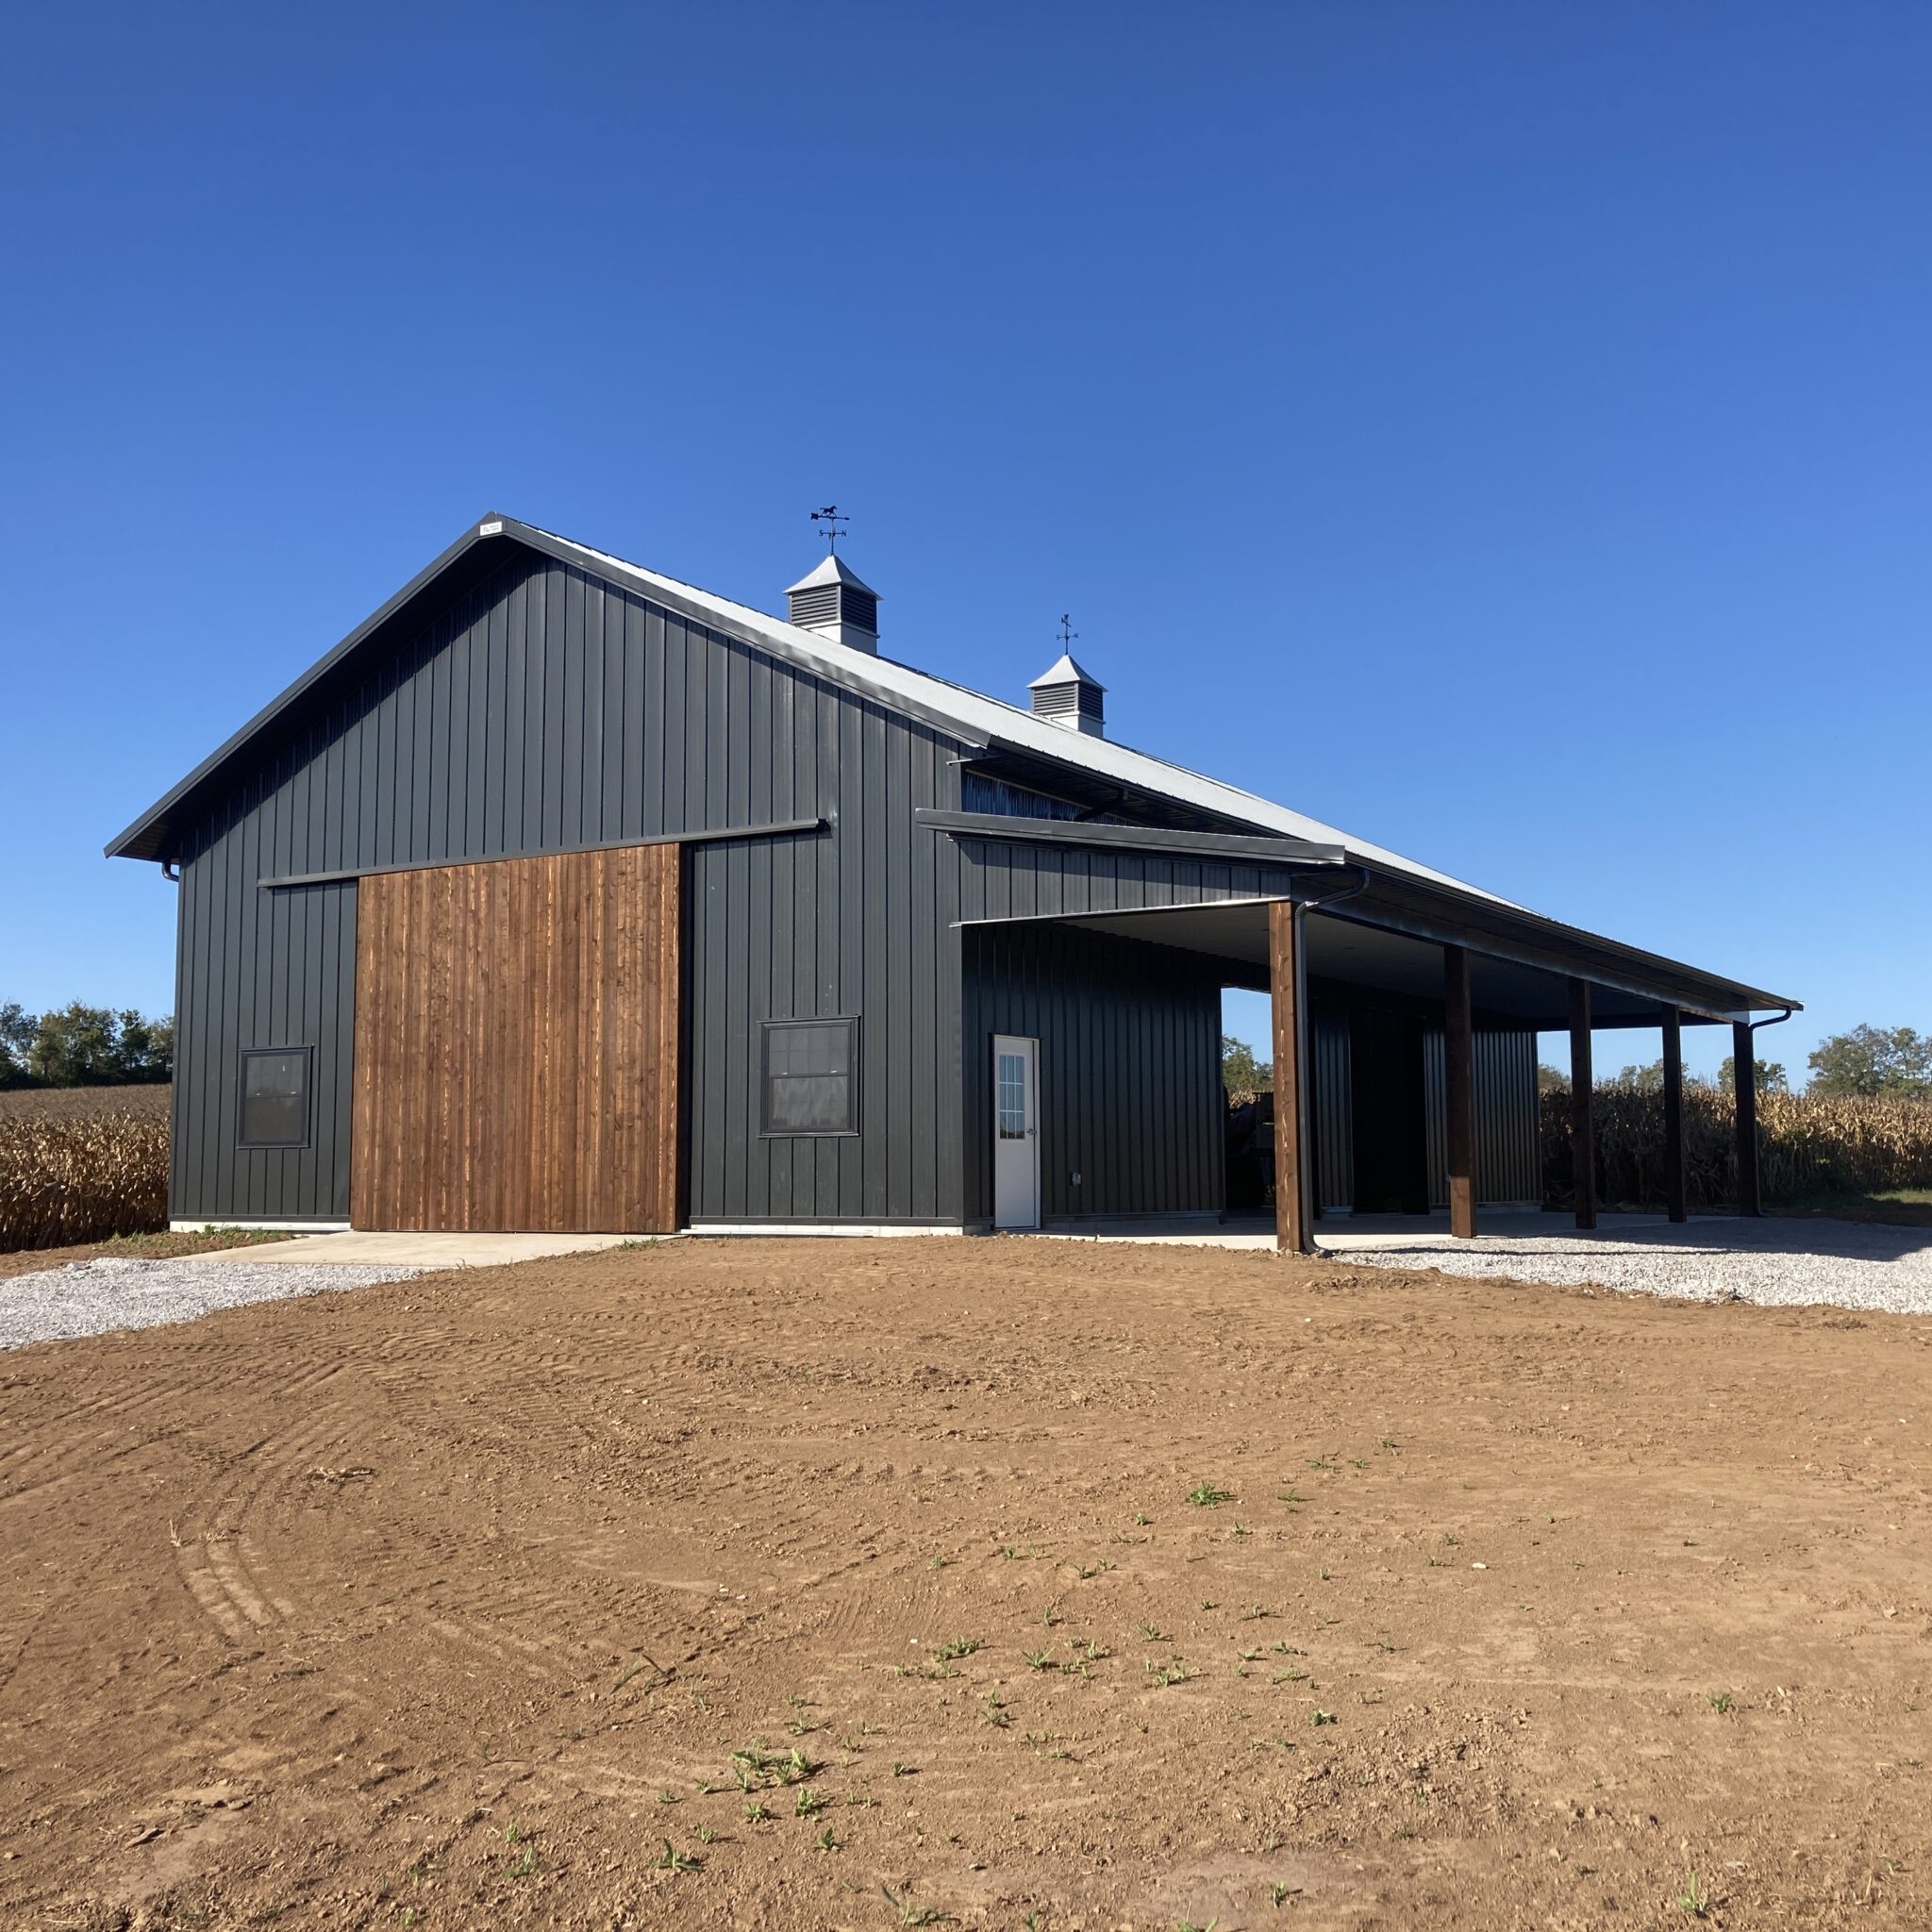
[107,514,1798,1247]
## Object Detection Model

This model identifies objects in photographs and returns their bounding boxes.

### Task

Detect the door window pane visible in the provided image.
[997,1051,1028,1140]
[239,1047,310,1148]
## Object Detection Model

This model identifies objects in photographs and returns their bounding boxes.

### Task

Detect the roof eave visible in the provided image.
[1344,862,1801,1021]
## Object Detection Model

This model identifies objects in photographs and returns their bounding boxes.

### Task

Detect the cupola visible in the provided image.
[1027,652,1106,737]
[785,553,880,654]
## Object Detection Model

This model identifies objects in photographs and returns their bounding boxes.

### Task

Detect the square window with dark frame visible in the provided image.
[761,1018,858,1136]
[238,1046,311,1148]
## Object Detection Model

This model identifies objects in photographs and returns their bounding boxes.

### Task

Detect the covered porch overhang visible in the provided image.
[988,893,1750,1031]
[940,823,1799,1255]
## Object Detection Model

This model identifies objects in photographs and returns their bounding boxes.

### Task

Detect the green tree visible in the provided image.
[1806,1024,1932,1100]
[1222,1034,1272,1095]
[1607,1059,1666,1093]
[1718,1054,1787,1098]
[114,1009,174,1082]
[0,1002,35,1087]
[9,1002,175,1087]
[1537,1061,1568,1094]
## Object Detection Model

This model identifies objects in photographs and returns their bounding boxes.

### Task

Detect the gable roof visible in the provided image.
[105,511,1501,903]
[527,521,1517,908]
[102,513,1797,1018]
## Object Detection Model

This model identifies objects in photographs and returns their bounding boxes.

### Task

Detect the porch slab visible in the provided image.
[1026,1210,1674,1250]
[1315,1208,1674,1250]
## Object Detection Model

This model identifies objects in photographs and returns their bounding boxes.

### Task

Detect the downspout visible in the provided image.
[1733,1006,1792,1219]
[1738,1004,1794,1084]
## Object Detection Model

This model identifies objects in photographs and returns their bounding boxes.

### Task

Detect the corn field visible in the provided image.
[1541,1086,1932,1211]
[0,1096,171,1251]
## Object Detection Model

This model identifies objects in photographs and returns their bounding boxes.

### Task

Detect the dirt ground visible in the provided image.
[2,1239,1928,1931]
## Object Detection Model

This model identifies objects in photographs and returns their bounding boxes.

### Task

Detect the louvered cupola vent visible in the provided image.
[787,583,840,628]
[784,554,880,654]
[1027,653,1107,738]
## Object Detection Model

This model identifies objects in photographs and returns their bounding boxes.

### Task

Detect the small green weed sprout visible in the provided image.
[881,1888,950,1927]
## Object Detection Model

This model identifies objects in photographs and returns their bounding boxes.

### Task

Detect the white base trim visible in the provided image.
[170,1218,353,1234]
[684,1223,966,1239]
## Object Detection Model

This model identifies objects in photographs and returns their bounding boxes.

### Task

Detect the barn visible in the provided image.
[107,514,1797,1249]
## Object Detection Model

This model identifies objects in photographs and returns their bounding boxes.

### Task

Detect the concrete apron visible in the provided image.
[183,1231,658,1268]
[191,1210,1714,1269]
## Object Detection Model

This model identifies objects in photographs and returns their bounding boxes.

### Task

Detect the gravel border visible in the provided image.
[0,1257,422,1351]
[1342,1215,1932,1316]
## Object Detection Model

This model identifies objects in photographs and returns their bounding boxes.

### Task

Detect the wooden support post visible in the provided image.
[1568,978,1596,1230]
[1269,898,1312,1255]
[1661,1008,1687,1224]
[1733,1019,1761,1217]
[1443,943,1477,1239]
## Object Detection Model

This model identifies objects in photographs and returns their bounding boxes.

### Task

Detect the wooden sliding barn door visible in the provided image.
[352,845,681,1232]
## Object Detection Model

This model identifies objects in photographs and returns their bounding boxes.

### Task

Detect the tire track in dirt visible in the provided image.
[8,1239,1932,1930]
[0,1372,193,1501]
[170,1404,354,1643]
[155,1325,418,1651]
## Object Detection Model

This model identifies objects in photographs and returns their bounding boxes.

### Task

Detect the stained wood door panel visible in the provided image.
[352,846,680,1232]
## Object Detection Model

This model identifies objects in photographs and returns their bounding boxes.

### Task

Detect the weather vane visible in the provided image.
[810,505,848,554]
[1057,613,1078,652]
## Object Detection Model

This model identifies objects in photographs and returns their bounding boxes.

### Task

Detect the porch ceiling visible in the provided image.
[971,900,1718,1030]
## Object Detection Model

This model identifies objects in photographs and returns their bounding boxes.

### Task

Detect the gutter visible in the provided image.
[1296,862,1370,914]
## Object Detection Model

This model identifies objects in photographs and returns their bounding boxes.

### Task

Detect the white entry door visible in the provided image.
[992,1035,1041,1230]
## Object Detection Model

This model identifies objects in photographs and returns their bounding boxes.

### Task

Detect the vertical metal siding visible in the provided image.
[956,839,1305,924]
[960,923,1224,1224]
[1422,1026,1540,1207]
[171,550,969,1225]
[1311,1016,1354,1212]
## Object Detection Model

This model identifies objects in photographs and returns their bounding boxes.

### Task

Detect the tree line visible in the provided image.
[0,1002,174,1089]
[1225,1024,1931,1102]
[1551,1023,1932,1101]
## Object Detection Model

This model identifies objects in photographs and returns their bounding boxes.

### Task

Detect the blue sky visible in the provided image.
[3,2,1925,1082]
